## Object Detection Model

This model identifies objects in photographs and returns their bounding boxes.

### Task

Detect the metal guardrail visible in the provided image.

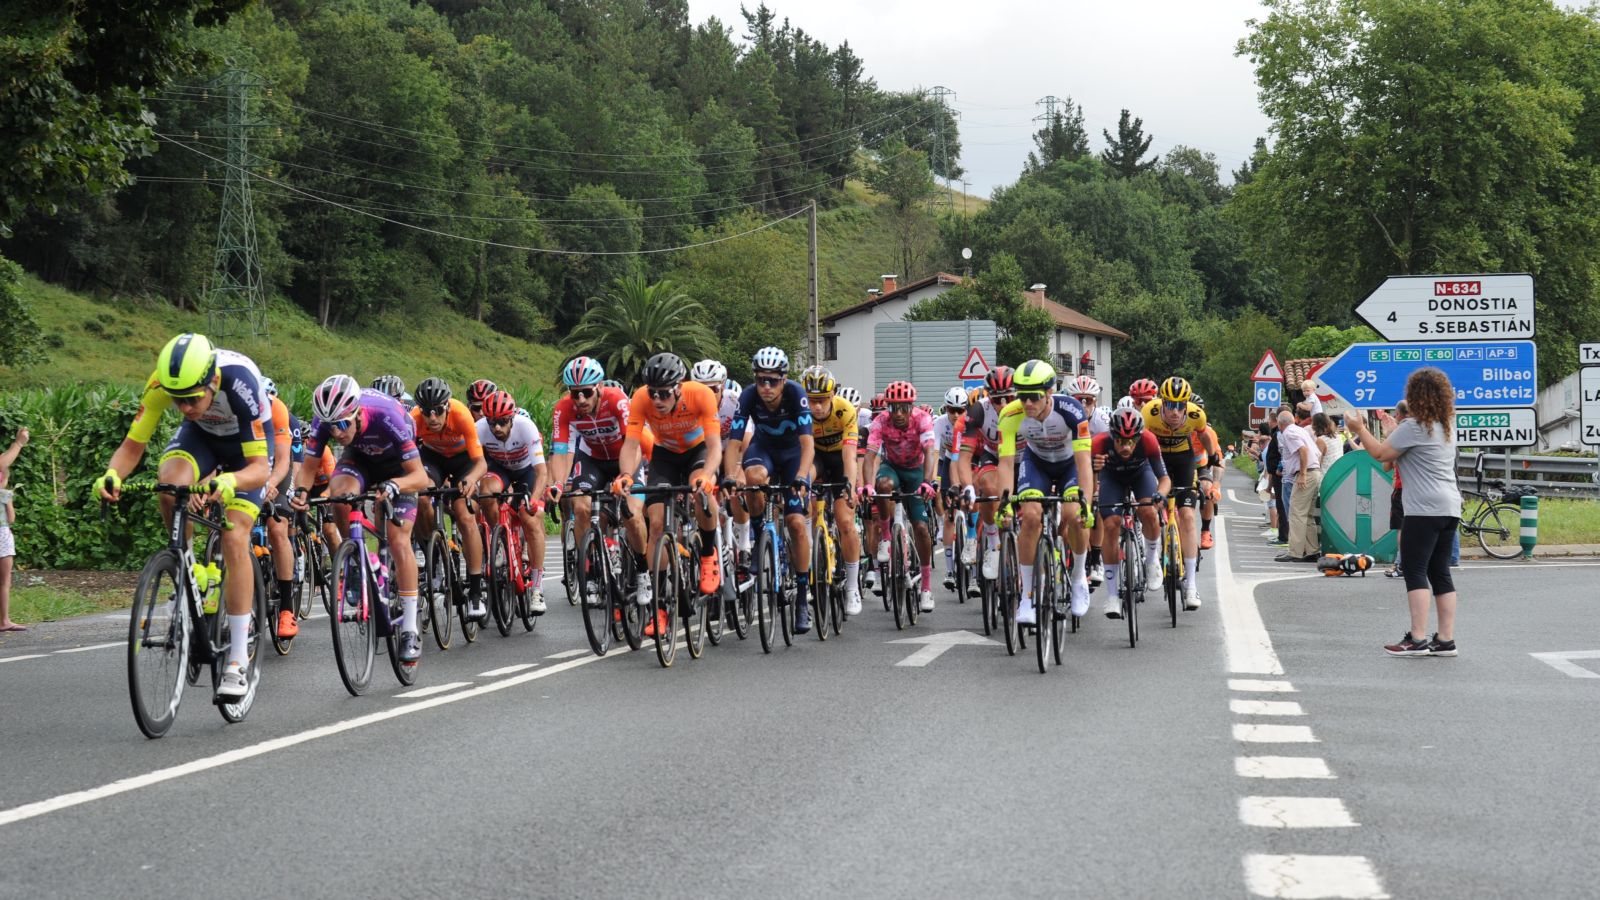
[1456,450,1600,499]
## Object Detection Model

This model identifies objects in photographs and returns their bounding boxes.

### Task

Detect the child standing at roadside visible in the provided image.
[0,426,29,632]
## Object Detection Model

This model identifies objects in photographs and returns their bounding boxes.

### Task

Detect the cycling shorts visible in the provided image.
[484,460,539,511]
[1097,465,1159,513]
[814,449,847,487]
[422,447,477,490]
[1016,447,1078,499]
[643,445,708,507]
[572,449,621,493]
[1160,452,1198,508]
[875,462,929,526]
[743,439,806,516]
[161,421,269,519]
[332,456,418,523]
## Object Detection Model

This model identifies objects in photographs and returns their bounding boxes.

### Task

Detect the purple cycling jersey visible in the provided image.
[304,389,420,468]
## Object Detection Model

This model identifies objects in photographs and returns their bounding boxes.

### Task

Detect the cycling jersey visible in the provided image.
[269,396,304,464]
[997,394,1092,462]
[410,398,484,460]
[961,399,1010,459]
[732,380,813,449]
[932,412,965,461]
[810,395,859,454]
[477,413,545,472]
[1141,398,1208,454]
[867,407,936,469]
[304,389,419,468]
[128,348,272,458]
[1092,431,1168,480]
[717,390,750,442]
[626,381,718,455]
[550,386,629,459]
[1193,425,1222,469]
[1085,405,1111,437]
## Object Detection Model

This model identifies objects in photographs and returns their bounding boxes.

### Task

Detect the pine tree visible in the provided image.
[1100,109,1155,178]
[1024,97,1089,174]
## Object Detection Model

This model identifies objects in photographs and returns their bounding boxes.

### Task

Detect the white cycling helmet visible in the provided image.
[261,376,278,397]
[836,386,862,407]
[690,359,727,385]
[1116,395,1136,410]
[751,346,789,374]
[1069,375,1101,398]
[312,374,362,422]
[943,386,969,409]
[724,378,742,395]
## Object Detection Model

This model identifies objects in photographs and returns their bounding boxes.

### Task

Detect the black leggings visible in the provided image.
[1399,515,1459,595]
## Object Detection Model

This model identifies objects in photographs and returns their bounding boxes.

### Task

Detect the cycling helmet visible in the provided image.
[1116,395,1136,410]
[724,378,742,396]
[601,379,625,392]
[1109,407,1145,439]
[467,379,498,408]
[870,393,888,412]
[312,374,362,422]
[1069,375,1101,399]
[943,386,969,409]
[1013,359,1056,391]
[751,346,789,374]
[1191,393,1205,409]
[836,386,862,407]
[985,365,1015,395]
[1158,376,1192,404]
[967,386,988,405]
[155,333,218,397]
[1130,378,1159,403]
[640,352,688,388]
[801,365,836,398]
[482,390,517,421]
[371,375,405,399]
[414,377,451,409]
[261,376,278,397]
[884,381,917,404]
[690,359,727,385]
[562,356,606,388]
[400,391,415,411]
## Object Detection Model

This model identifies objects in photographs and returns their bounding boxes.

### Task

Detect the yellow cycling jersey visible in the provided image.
[810,395,859,454]
[1141,398,1208,454]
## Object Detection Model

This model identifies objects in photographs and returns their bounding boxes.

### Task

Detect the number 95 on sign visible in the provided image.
[1254,382,1281,407]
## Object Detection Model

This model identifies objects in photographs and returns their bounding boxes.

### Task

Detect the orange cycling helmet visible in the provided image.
[482,390,517,421]
[884,381,917,404]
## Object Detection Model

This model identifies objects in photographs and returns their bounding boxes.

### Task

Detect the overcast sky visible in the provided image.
[689,0,1274,196]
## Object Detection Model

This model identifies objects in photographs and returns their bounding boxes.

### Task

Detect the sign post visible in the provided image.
[1249,349,1284,425]
[1581,342,1600,368]
[1455,409,1537,447]
[1317,340,1537,411]
[1355,273,1535,341]
[958,347,990,390]
[1581,367,1600,447]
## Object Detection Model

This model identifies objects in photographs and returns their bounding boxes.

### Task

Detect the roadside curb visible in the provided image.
[1458,543,1600,560]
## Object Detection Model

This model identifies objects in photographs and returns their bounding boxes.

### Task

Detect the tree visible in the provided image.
[565,275,720,386]
[1231,137,1269,186]
[1100,109,1155,178]
[1285,324,1378,360]
[867,137,938,282]
[668,214,806,382]
[903,254,1054,365]
[1025,97,1090,174]
[1192,311,1291,437]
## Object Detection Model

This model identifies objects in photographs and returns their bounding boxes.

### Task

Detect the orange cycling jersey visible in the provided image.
[270,396,293,458]
[410,398,484,459]
[1193,425,1222,468]
[626,382,718,455]
[311,447,336,484]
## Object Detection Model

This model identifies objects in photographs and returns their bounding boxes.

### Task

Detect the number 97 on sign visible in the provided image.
[1254,382,1281,407]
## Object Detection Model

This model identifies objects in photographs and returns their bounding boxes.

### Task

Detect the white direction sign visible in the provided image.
[1582,367,1600,447]
[1581,342,1600,367]
[1455,408,1537,448]
[1355,273,1534,341]
[889,630,997,667]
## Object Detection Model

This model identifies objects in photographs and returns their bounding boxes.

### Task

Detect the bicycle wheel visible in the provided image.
[811,522,831,642]
[889,523,907,631]
[829,550,845,636]
[488,526,515,637]
[424,531,455,650]
[904,525,921,627]
[1035,534,1054,674]
[1164,526,1180,628]
[684,536,710,659]
[707,541,729,646]
[127,550,189,739]
[954,526,970,605]
[562,515,579,605]
[266,551,293,657]
[329,540,376,696]
[619,543,647,652]
[290,532,313,620]
[755,527,779,654]
[1000,532,1019,656]
[575,528,612,656]
[1122,534,1139,649]
[1477,502,1522,559]
[218,558,268,722]
[650,535,679,668]
[730,544,750,641]
[385,594,417,687]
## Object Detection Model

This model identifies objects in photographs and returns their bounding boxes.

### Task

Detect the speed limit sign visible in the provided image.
[1254,381,1282,407]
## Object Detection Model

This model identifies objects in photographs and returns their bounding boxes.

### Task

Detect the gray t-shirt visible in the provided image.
[1387,418,1462,518]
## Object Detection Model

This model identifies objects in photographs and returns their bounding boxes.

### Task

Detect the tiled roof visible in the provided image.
[1025,293,1129,341]
[820,272,964,325]
[1285,357,1332,387]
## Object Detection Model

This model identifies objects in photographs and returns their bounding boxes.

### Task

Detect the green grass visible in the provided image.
[10,584,128,623]
[1233,455,1259,483]
[1523,498,1600,546]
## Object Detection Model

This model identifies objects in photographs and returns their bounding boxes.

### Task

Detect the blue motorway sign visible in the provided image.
[1318,340,1537,410]
[1253,381,1282,407]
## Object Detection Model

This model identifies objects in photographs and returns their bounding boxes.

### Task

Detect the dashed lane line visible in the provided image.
[1229,679,1296,693]
[1239,796,1358,829]
[1231,699,1305,716]
[393,681,474,699]
[477,663,538,677]
[1234,723,1319,743]
[1244,855,1391,899]
[1236,757,1335,780]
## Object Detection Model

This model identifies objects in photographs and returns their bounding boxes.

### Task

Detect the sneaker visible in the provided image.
[635,573,653,607]
[1427,634,1458,657]
[276,610,299,639]
[961,537,977,565]
[875,541,890,564]
[529,588,547,615]
[1384,566,1402,578]
[698,554,722,595]
[967,581,982,598]
[1200,531,1214,550]
[398,630,421,664]
[1069,580,1090,618]
[1103,599,1123,620]
[1015,598,1037,626]
[982,548,1000,580]
[1144,555,1162,587]
[1384,632,1432,657]
[794,601,811,634]
[216,662,248,700]
[919,590,935,613]
[942,573,956,591]
[1088,561,1104,587]
[844,587,863,617]
[1182,586,1201,611]
[642,609,670,638]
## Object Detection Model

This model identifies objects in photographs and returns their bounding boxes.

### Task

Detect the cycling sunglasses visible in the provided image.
[328,418,355,431]
[889,402,913,412]
[489,416,514,428]
[1016,390,1047,401]
[648,387,677,401]
[754,375,785,387]
[420,405,447,417]
[568,387,596,399]
[1161,400,1188,411]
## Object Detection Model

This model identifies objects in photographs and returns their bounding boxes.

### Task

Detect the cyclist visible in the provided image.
[262,378,304,641]
[475,390,550,615]
[1092,408,1170,618]
[466,379,498,420]
[293,375,431,665]
[95,333,274,701]
[614,353,722,634]
[997,359,1096,624]
[956,365,1016,583]
[1190,394,1224,551]
[858,391,888,590]
[372,375,405,401]
[934,386,968,592]
[694,359,747,571]
[801,366,863,617]
[1140,376,1208,611]
[547,357,649,602]
[1067,375,1111,590]
[864,380,938,613]
[724,347,815,634]
[410,377,490,620]
[1129,378,1159,407]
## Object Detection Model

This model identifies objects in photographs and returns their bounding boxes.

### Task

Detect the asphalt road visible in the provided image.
[1,471,1595,899]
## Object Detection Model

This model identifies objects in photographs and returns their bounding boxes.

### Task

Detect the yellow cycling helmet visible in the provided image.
[1158,376,1192,404]
[800,365,836,398]
[1014,359,1057,391]
[156,333,218,397]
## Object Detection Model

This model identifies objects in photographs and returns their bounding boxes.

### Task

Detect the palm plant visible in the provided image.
[564,275,720,386]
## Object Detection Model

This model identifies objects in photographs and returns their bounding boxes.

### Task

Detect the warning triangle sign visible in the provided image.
[1251,349,1283,382]
[957,347,990,381]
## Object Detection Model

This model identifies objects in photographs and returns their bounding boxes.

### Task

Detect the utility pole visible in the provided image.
[1034,94,1062,135]
[807,199,819,365]
[929,86,957,211]
[203,66,269,342]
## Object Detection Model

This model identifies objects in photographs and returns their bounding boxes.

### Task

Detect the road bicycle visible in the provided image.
[558,500,579,605]
[417,486,471,650]
[292,505,333,619]
[1160,496,1185,628]
[1103,498,1159,649]
[941,485,975,605]
[311,492,418,694]
[123,483,266,739]
[480,488,543,637]
[634,484,717,667]
[868,489,927,631]
[968,495,1005,638]
[734,483,804,653]
[569,488,646,657]
[810,481,853,639]
[1020,495,1074,674]
[1459,477,1525,560]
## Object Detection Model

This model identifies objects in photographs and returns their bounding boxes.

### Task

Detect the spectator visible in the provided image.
[1381,402,1409,578]
[1312,413,1344,468]
[1275,410,1323,563]
[1265,409,1289,546]
[1301,379,1324,416]
[1348,369,1463,658]
[0,426,28,632]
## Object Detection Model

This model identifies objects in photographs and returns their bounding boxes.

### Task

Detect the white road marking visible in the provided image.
[477,663,538,677]
[1231,699,1304,716]
[1229,679,1296,693]
[1213,515,1285,675]
[1234,723,1318,743]
[1529,650,1600,679]
[1240,796,1357,828]
[888,630,997,667]
[393,682,473,699]
[0,654,48,664]
[1243,854,1390,899]
[544,649,589,660]
[1235,757,1335,780]
[54,642,123,654]
[0,649,620,828]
